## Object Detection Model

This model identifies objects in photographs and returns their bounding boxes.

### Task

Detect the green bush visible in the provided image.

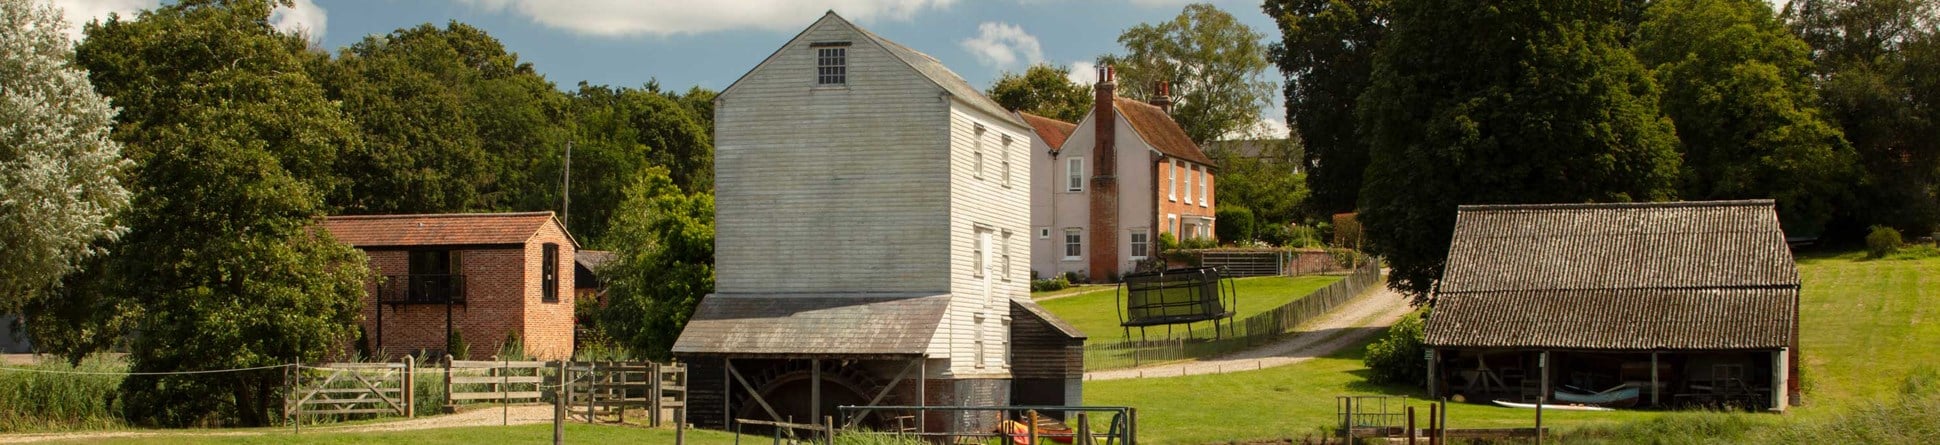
[1214,207,1256,242]
[0,355,126,432]
[1157,232,1179,251]
[1867,226,1905,258]
[447,330,470,360]
[1364,312,1426,386]
[1255,223,1292,246]
[1286,225,1323,248]
[1031,276,1072,292]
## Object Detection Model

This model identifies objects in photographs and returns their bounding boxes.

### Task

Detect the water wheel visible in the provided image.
[733,360,894,431]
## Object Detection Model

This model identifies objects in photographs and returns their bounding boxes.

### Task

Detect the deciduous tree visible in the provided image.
[986,63,1092,123]
[1357,0,1682,301]
[1264,0,1388,216]
[594,167,714,360]
[1102,3,1276,144]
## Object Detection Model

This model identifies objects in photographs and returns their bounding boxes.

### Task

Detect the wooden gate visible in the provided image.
[566,360,687,426]
[286,359,416,422]
[445,357,549,406]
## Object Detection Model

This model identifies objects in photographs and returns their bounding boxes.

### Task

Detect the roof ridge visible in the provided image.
[1458,199,1775,212]
[1439,283,1803,295]
[326,211,556,220]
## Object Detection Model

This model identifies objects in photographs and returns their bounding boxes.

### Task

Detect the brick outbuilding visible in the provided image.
[322,212,577,360]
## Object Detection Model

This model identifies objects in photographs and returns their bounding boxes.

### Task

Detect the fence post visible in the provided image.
[555,360,566,445]
[652,361,664,427]
[502,356,510,426]
[586,362,596,424]
[404,355,416,418]
[444,354,455,411]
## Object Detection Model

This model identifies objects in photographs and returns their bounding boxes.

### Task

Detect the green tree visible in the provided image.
[1102,3,1277,144]
[0,0,131,312]
[1635,0,1858,237]
[1208,140,1309,227]
[1786,0,1940,236]
[564,82,715,245]
[311,22,569,214]
[1264,0,1389,216]
[1357,0,1682,300]
[595,167,714,360]
[73,0,371,426]
[986,63,1092,122]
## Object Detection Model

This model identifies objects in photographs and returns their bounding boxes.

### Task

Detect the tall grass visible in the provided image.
[1555,369,1940,444]
[0,355,127,432]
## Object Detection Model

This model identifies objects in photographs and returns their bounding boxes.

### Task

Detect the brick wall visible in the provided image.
[1156,159,1216,240]
[357,235,576,360]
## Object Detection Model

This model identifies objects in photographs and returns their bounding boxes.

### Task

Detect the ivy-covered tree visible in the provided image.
[986,63,1092,123]
[73,0,371,426]
[1635,0,1858,237]
[1264,0,1388,216]
[1102,3,1277,144]
[1357,0,1682,300]
[0,0,131,312]
[594,167,714,360]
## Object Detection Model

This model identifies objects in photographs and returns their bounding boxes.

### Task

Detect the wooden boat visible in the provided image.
[1491,400,1614,411]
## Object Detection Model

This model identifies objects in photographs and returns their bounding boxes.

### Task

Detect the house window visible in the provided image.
[541,243,559,303]
[974,125,986,180]
[974,151,985,180]
[1066,157,1084,192]
[1001,136,1013,188]
[1000,230,1013,281]
[975,338,986,369]
[1199,166,1209,206]
[407,250,458,303]
[1037,227,1050,239]
[816,47,846,85]
[1171,165,1187,203]
[999,319,1011,369]
[973,230,987,278]
[1169,159,1179,201]
[1063,228,1083,260]
[1130,231,1150,260]
[1169,215,1180,239]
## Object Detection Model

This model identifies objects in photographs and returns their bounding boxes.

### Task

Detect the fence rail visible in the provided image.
[285,357,415,428]
[1085,262,1383,371]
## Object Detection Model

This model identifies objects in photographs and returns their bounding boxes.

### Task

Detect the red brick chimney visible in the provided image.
[1153,81,1173,114]
[1088,66,1120,282]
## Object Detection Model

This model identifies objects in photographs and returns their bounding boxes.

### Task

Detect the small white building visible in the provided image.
[1026,68,1219,283]
[674,12,1084,434]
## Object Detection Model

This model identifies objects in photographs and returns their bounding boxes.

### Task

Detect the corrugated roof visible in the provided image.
[672,294,950,356]
[852,19,1025,127]
[1114,97,1216,166]
[576,250,615,271]
[1440,200,1798,293]
[321,212,569,248]
[1425,200,1800,351]
[1425,287,1797,350]
[1013,299,1086,340]
[1020,112,1077,153]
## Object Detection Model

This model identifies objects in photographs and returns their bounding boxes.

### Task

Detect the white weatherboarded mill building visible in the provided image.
[674,12,1086,435]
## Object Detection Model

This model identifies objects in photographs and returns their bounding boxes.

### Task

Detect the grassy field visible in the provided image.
[1078,251,1940,444]
[1036,274,1345,342]
[31,423,741,444]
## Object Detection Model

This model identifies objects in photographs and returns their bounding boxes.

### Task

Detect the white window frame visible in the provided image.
[973,230,987,278]
[1169,214,1179,239]
[1037,227,1050,239]
[1168,159,1179,201]
[1000,230,1013,282]
[1129,230,1150,260]
[999,318,1011,369]
[1199,165,1209,206]
[816,47,846,85]
[1184,165,1194,203]
[1063,228,1083,260]
[974,317,987,369]
[1066,157,1084,192]
[1001,135,1013,188]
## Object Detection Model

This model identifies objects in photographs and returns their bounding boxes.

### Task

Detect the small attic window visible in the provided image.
[813,42,850,85]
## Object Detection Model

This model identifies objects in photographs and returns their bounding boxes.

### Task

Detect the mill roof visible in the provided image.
[672,294,951,357]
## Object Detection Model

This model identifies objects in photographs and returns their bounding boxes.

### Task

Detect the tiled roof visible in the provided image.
[1114,97,1216,166]
[1439,200,1798,293]
[853,20,1025,127]
[321,212,566,248]
[576,250,615,272]
[1013,299,1086,339]
[672,294,950,356]
[1020,112,1077,153]
[1425,287,1797,350]
[1425,200,1800,351]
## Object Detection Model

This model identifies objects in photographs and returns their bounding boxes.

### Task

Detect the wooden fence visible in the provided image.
[285,358,416,425]
[1085,262,1384,370]
[565,361,688,427]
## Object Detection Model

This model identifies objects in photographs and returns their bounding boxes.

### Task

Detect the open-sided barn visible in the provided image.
[1423,200,1800,411]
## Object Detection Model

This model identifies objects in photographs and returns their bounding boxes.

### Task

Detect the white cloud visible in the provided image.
[959,22,1042,70]
[41,0,156,42]
[270,0,327,43]
[1066,61,1098,86]
[455,0,956,36]
[1222,117,1291,141]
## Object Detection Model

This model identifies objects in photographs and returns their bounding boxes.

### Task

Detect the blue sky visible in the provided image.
[50,0,1288,135]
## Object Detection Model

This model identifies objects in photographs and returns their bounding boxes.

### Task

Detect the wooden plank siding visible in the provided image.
[713,16,953,295]
[937,106,1033,377]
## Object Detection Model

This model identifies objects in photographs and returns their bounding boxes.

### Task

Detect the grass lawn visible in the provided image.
[34,423,741,445]
[1037,274,1345,342]
[1079,251,1940,444]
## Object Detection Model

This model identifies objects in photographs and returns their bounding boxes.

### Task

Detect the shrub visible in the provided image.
[1062,271,1087,285]
[1255,223,1292,246]
[1180,237,1218,250]
[1031,276,1072,292]
[0,355,125,431]
[447,330,469,361]
[1286,225,1323,248]
[1867,226,1905,258]
[1364,312,1426,386]
[1157,232,1179,251]
[1214,207,1257,242]
[1331,213,1363,248]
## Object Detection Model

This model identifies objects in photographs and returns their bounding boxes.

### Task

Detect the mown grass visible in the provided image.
[1038,274,1345,342]
[1081,252,1940,444]
[0,355,127,432]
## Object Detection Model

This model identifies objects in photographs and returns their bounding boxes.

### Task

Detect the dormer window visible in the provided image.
[814,43,849,85]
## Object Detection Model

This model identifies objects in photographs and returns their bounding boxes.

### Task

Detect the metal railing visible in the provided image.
[377,274,467,304]
[833,405,1138,445]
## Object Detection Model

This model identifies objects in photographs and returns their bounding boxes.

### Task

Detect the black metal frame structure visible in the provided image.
[1114,266,1237,341]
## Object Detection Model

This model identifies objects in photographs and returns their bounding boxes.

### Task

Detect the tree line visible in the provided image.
[1269,0,1940,300]
[1,0,712,426]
